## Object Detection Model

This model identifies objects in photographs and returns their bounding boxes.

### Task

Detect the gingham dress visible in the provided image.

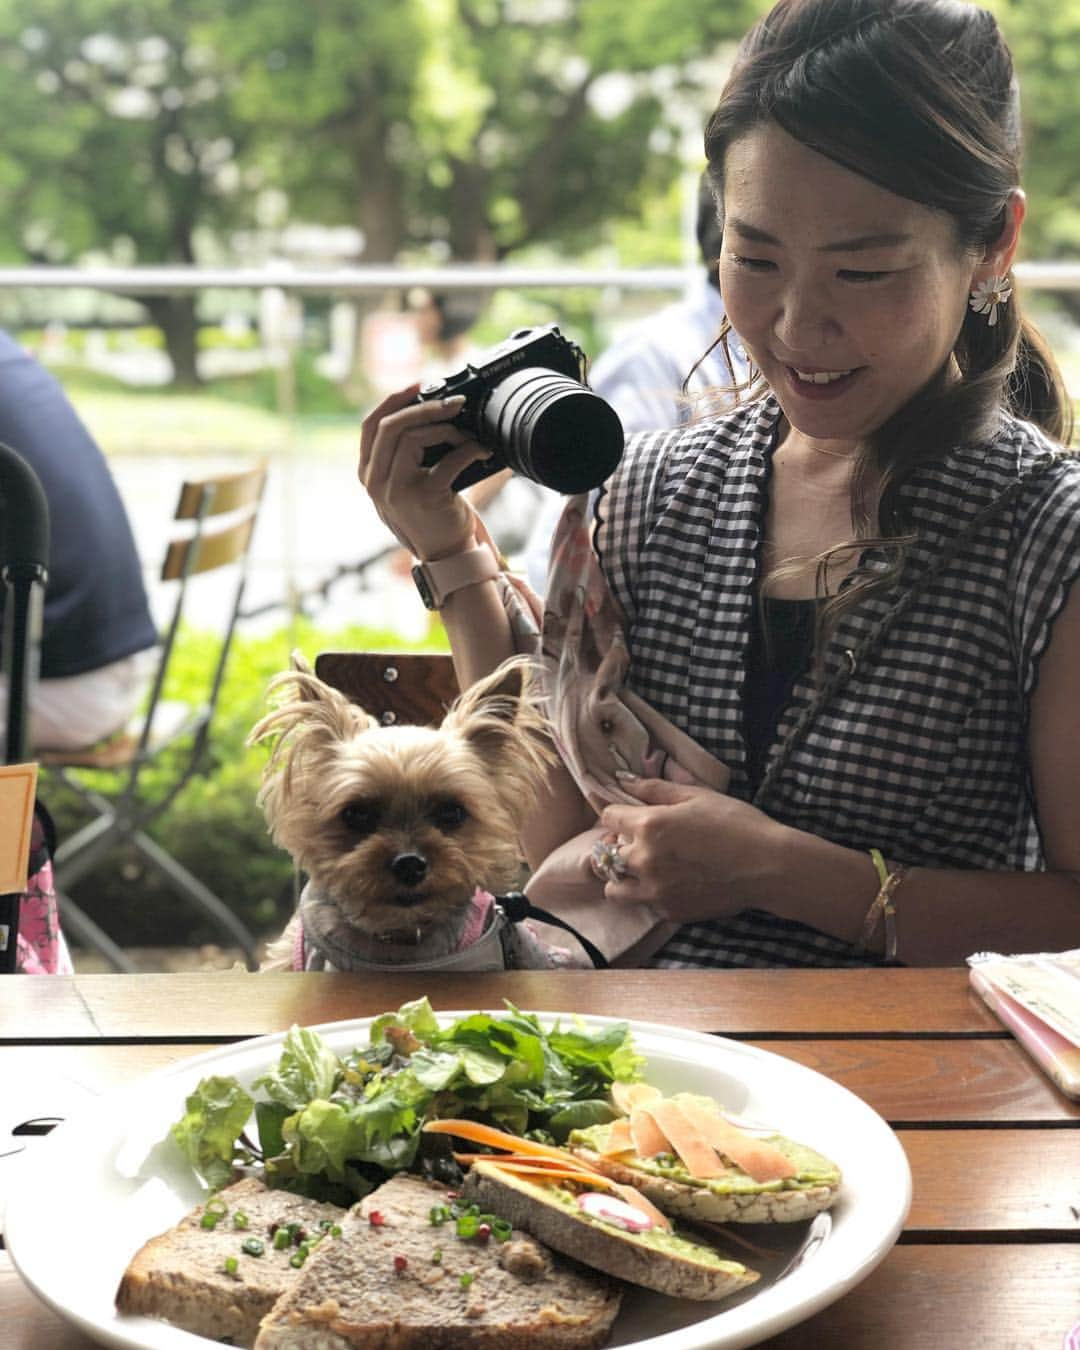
[595,394,1080,968]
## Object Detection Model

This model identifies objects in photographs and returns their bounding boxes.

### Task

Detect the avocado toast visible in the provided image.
[426,1119,759,1302]
[569,1086,841,1224]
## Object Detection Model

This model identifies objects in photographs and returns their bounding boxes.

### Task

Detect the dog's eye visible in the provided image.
[340,801,380,835]
[430,800,468,832]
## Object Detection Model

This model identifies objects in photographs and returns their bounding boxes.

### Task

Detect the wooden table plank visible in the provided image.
[5,1048,1078,1239]
[901,1130,1080,1236]
[0,969,1005,1042]
[759,1243,1080,1348]
[750,1038,1080,1123]
[4,1245,1078,1350]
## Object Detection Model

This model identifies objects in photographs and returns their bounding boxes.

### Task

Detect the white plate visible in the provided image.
[5,1013,910,1349]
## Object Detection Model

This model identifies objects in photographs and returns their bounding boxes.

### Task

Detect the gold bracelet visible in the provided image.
[858,848,910,962]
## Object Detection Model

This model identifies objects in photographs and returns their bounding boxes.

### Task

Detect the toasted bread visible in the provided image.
[115,1176,346,1347]
[254,1172,622,1348]
[461,1160,758,1302]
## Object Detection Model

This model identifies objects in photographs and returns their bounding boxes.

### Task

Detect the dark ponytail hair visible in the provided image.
[703,0,1071,637]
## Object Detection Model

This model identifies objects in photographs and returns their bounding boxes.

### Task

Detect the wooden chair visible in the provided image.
[314,650,459,726]
[39,464,268,972]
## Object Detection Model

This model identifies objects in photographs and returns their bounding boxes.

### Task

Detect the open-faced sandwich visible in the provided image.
[425,1120,760,1302]
[567,1083,841,1224]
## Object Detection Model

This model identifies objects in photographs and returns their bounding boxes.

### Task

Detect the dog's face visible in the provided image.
[249,655,555,949]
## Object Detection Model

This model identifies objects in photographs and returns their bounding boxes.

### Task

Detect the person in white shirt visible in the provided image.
[522,175,747,592]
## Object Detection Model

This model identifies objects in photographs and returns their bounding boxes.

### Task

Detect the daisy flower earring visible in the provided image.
[969,276,1012,327]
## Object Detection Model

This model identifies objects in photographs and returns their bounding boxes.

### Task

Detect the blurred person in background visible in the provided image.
[0,329,157,753]
[523,174,748,591]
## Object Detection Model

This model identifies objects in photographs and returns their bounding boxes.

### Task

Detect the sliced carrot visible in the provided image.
[471,1159,616,1186]
[611,1081,662,1115]
[641,1101,727,1179]
[452,1153,595,1173]
[677,1100,797,1183]
[598,1117,635,1156]
[422,1119,572,1162]
[473,1159,673,1231]
[628,1105,670,1159]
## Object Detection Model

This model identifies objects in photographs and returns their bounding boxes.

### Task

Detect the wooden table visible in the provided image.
[1,968,1077,1348]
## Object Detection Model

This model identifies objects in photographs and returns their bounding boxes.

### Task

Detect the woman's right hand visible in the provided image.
[359,385,494,562]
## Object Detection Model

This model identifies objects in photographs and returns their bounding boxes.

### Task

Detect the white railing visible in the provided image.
[0,259,1077,293]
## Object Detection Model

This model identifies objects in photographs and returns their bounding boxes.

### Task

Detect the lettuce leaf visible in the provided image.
[170,1075,254,1190]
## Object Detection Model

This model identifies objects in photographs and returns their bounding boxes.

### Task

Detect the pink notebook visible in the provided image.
[967,950,1080,1100]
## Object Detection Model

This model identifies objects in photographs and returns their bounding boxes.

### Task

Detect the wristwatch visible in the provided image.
[411,546,501,611]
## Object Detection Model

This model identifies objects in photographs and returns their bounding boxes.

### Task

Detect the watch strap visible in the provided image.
[412,546,501,611]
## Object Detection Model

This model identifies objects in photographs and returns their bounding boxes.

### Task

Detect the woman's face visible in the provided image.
[718,122,994,449]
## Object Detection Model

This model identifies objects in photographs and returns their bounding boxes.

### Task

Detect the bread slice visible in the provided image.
[461,1161,758,1302]
[254,1172,621,1349]
[115,1176,345,1347]
[569,1121,842,1225]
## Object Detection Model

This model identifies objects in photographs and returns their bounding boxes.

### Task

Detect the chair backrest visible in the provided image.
[314,651,458,726]
[139,462,268,755]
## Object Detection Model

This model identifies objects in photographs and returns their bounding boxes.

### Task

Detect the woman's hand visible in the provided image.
[597,774,790,923]
[359,385,493,562]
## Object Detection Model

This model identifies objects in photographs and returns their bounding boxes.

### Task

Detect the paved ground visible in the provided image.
[69,941,273,973]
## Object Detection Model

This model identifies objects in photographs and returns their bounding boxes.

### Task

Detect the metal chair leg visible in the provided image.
[132,830,260,970]
[55,894,138,973]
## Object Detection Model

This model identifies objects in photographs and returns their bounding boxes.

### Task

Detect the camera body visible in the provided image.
[416,323,623,494]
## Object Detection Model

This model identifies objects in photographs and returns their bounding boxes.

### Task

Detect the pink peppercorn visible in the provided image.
[368,1210,385,1227]
[476,1224,492,1243]
[394,1255,408,1273]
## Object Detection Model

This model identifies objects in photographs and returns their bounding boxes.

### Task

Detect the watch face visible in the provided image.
[411,564,438,610]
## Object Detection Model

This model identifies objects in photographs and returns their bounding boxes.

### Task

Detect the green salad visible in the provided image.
[169,997,644,1203]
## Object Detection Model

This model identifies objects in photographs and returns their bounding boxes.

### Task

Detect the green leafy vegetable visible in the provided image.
[167,998,643,1199]
[170,1076,254,1189]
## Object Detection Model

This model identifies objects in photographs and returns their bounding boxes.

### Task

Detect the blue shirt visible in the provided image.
[0,331,157,678]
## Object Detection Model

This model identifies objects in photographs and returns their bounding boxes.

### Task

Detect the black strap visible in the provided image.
[496,891,610,969]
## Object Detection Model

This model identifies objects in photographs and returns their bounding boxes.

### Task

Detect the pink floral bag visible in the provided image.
[16,803,73,975]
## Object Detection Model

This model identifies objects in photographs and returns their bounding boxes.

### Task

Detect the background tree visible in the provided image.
[0,0,254,384]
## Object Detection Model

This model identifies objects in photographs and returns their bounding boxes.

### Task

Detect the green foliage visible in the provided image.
[47,618,450,948]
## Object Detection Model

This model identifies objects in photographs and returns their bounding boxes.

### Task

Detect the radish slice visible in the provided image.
[578,1191,657,1232]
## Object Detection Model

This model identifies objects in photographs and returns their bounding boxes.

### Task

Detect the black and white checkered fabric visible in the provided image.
[595,394,1080,968]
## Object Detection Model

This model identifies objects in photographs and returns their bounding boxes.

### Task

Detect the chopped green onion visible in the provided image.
[232,1211,250,1230]
[289,1250,307,1268]
[459,1272,474,1289]
[205,1197,228,1216]
[432,1248,443,1265]
[456,1214,479,1239]
[330,1225,342,1238]
[491,1219,512,1243]
[273,1228,291,1251]
[429,1205,450,1226]
[223,1256,239,1276]
[241,1238,265,1257]
[200,1212,221,1230]
[318,1219,334,1231]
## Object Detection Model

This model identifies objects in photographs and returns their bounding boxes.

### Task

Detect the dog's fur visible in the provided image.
[249,653,558,970]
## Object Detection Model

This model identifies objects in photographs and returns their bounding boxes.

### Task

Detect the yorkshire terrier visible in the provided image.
[249,653,581,972]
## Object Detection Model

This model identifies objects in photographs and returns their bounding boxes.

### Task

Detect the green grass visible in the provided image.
[50,357,365,460]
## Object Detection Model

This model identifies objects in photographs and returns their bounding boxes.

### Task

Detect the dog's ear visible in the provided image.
[442,655,557,782]
[247,661,375,754]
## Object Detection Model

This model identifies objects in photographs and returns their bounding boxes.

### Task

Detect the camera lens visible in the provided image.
[481,367,624,493]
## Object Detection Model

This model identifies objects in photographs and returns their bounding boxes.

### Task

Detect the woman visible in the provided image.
[360,0,1080,968]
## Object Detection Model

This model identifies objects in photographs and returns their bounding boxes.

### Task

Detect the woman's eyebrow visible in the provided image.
[726,218,913,252]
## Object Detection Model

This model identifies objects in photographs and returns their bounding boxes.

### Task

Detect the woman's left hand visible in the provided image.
[597,775,789,923]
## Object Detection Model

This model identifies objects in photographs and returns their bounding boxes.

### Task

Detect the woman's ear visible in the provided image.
[975,189,1026,284]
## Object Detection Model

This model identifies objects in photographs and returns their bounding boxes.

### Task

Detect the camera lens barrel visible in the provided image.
[481,366,624,494]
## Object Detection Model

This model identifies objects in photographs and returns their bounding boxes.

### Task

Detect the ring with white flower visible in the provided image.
[969,275,1012,328]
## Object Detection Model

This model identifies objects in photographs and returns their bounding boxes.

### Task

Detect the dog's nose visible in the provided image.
[389,852,428,887]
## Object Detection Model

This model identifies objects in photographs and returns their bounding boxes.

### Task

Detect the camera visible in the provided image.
[415,323,624,494]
